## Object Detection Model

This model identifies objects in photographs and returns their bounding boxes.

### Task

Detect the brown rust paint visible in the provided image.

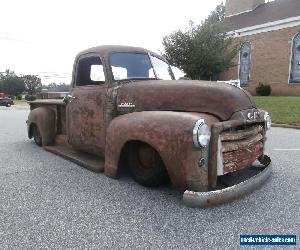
[105,111,218,191]
[67,85,107,157]
[117,80,255,121]
[26,45,270,195]
[27,106,56,146]
[208,119,265,189]
[221,125,263,141]
[223,144,263,173]
[221,125,264,173]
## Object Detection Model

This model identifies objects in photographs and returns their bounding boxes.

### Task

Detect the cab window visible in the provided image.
[76,57,105,86]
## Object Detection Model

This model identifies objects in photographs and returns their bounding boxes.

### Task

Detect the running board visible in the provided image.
[44,145,104,172]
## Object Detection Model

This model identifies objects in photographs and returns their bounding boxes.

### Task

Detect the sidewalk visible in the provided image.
[0,104,30,110]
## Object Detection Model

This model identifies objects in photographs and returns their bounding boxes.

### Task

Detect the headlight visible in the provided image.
[264,112,271,130]
[193,119,211,148]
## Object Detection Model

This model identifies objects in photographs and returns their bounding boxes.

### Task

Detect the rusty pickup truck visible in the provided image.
[26,45,272,207]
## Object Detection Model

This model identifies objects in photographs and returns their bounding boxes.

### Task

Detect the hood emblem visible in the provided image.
[247,111,259,120]
[118,102,135,113]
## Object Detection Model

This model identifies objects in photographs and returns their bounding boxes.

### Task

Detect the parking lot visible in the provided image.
[0,106,299,249]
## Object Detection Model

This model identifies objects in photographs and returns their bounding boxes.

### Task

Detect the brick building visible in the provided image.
[220,0,300,95]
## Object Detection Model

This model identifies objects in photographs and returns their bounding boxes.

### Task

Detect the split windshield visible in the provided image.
[109,52,174,81]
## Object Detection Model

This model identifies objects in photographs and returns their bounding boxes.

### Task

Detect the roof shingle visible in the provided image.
[224,0,300,31]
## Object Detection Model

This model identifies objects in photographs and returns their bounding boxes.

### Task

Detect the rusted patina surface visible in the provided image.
[57,106,67,135]
[117,80,255,121]
[72,46,167,84]
[67,85,107,157]
[44,145,104,172]
[221,125,264,173]
[27,106,56,146]
[26,45,271,201]
[223,142,263,173]
[29,99,65,108]
[208,119,265,189]
[105,111,218,191]
[221,125,263,141]
[222,134,263,152]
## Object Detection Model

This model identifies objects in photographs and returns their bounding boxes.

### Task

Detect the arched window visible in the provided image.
[239,42,252,85]
[289,33,300,83]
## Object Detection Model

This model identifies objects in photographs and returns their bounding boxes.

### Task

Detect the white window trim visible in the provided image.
[238,42,252,86]
[288,32,300,84]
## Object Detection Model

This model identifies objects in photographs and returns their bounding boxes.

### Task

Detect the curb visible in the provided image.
[272,123,300,129]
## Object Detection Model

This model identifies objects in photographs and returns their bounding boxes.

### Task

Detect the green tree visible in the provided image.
[47,82,57,89]
[0,69,25,96]
[162,4,238,80]
[23,74,42,95]
[48,82,70,92]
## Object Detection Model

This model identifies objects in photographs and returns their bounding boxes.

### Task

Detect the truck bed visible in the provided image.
[29,99,66,106]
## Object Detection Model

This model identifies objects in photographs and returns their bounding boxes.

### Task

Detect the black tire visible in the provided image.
[128,142,168,187]
[32,125,42,146]
[6,103,11,107]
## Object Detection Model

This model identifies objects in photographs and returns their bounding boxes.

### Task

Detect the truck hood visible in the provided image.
[116,80,256,121]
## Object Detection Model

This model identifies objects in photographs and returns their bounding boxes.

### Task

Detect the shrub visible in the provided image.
[17,95,22,100]
[25,95,36,101]
[256,83,271,96]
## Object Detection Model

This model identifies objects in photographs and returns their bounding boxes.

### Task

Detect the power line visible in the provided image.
[0,31,30,43]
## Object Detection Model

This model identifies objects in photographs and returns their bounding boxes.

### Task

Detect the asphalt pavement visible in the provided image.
[0,106,299,249]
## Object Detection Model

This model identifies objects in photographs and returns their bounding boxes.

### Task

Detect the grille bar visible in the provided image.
[208,119,265,189]
[221,125,263,141]
[220,125,264,174]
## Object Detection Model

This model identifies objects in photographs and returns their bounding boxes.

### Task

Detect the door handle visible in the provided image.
[67,94,77,100]
[63,94,77,103]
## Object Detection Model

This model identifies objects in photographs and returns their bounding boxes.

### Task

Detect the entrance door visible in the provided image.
[67,55,107,157]
[290,33,300,83]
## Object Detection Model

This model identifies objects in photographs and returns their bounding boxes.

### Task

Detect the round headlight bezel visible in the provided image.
[193,119,211,148]
[264,112,272,130]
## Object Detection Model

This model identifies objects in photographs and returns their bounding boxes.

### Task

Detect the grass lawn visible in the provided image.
[13,99,28,105]
[255,96,300,125]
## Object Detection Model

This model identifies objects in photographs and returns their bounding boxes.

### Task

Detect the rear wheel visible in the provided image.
[32,125,42,146]
[128,142,168,187]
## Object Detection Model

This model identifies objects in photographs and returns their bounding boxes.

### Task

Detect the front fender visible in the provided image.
[27,107,56,146]
[104,111,218,191]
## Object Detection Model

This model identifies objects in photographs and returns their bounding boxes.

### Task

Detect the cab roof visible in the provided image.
[76,45,164,60]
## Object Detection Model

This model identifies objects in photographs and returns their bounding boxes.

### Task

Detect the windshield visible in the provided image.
[109,52,174,81]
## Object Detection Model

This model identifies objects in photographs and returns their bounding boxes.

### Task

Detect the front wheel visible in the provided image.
[32,124,42,146]
[128,142,168,187]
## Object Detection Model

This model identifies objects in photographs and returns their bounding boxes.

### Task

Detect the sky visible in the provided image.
[0,0,223,84]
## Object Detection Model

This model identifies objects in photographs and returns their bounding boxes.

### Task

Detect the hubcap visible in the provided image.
[137,144,156,169]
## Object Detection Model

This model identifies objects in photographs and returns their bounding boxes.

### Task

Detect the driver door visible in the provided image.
[67,54,107,157]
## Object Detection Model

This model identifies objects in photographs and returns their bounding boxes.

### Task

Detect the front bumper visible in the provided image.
[183,158,272,208]
[184,116,271,208]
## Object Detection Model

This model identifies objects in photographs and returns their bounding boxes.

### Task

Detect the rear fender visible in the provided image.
[27,107,56,146]
[104,111,218,191]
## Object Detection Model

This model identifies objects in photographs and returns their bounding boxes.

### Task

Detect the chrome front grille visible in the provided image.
[220,125,264,174]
